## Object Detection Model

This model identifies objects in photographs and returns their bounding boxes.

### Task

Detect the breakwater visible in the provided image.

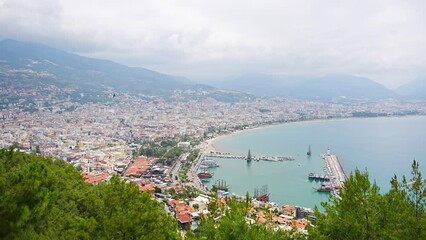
[320,154,347,193]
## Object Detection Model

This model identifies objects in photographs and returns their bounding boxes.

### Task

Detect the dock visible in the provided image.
[321,154,347,192]
[208,152,295,161]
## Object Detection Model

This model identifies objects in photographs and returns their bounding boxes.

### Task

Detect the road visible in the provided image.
[168,152,189,186]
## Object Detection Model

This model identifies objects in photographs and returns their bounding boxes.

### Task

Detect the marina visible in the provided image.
[205,116,426,209]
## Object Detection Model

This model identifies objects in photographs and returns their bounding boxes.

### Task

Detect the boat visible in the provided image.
[213,179,230,191]
[307,145,312,156]
[197,170,213,179]
[315,183,335,192]
[256,194,270,202]
[308,173,330,181]
[201,159,219,168]
[254,185,270,202]
[246,149,252,162]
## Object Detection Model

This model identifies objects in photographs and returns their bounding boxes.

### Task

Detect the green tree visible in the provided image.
[95,175,178,239]
[0,148,179,239]
[193,197,300,240]
[310,169,384,239]
[392,160,426,239]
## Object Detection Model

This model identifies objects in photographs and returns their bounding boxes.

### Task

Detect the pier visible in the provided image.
[321,153,347,192]
[208,152,295,161]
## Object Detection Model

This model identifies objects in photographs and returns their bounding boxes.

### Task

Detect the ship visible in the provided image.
[197,170,213,179]
[213,179,230,191]
[201,159,219,168]
[254,185,270,202]
[315,183,335,192]
[246,149,252,162]
[308,173,330,181]
[307,145,312,156]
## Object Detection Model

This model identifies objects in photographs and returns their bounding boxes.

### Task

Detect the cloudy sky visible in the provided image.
[1,0,425,88]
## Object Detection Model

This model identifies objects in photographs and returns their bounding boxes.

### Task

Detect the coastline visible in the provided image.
[192,114,426,207]
[201,114,426,156]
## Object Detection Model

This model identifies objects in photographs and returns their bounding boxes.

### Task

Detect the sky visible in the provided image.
[0,0,425,88]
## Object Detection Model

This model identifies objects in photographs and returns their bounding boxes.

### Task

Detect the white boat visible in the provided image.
[201,159,219,167]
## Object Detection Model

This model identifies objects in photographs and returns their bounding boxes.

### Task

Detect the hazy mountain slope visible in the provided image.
[212,73,286,96]
[0,39,186,95]
[396,78,426,100]
[291,74,396,100]
[214,73,396,100]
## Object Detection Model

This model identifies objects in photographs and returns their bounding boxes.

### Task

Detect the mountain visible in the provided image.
[0,38,188,95]
[395,78,426,100]
[213,73,396,101]
[0,39,250,106]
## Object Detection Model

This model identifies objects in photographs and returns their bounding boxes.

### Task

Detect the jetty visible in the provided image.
[319,153,347,193]
[208,151,295,161]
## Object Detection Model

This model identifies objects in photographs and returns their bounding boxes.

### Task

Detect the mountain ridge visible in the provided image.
[212,73,397,101]
[0,39,251,104]
[395,77,426,100]
[0,38,188,95]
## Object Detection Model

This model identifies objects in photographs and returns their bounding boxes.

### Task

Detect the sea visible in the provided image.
[204,116,426,210]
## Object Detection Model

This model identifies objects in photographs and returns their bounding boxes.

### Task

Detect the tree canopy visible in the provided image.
[310,161,426,240]
[2,147,426,240]
[0,148,178,239]
[190,197,302,240]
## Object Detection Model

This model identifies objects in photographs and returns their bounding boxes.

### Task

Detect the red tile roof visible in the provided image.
[124,157,155,177]
[84,172,110,184]
[139,185,155,193]
[176,213,193,224]
[175,205,196,215]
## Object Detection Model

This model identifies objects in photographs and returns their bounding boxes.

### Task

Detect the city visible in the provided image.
[2,89,426,233]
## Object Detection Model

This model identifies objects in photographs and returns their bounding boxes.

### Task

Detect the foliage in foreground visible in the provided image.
[310,160,426,240]
[2,147,426,240]
[0,148,178,240]
[188,197,304,240]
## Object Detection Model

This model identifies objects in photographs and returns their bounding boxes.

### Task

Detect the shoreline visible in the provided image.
[201,114,426,157]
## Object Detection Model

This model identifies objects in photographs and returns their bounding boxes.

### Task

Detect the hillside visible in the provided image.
[0,39,189,95]
[0,39,250,107]
[396,77,426,100]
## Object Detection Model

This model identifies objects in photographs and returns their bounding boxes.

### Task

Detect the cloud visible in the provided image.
[1,0,425,88]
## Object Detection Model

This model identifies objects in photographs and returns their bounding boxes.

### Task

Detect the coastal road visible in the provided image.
[169,152,189,186]
[187,152,210,193]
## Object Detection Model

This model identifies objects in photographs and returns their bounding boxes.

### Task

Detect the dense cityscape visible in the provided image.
[2,1,426,237]
[2,88,426,234]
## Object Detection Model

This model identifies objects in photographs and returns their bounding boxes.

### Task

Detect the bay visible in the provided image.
[204,116,426,209]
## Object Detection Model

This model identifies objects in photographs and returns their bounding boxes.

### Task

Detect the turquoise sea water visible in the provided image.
[204,116,426,209]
